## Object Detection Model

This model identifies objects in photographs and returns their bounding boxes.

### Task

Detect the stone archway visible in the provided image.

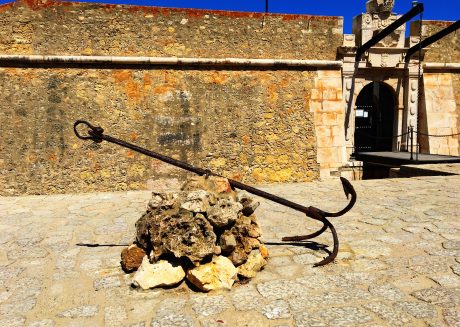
[354,82,396,152]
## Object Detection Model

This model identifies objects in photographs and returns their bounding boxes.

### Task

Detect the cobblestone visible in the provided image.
[261,299,290,319]
[150,314,195,327]
[310,306,374,326]
[363,301,413,326]
[191,294,232,316]
[0,171,459,325]
[394,301,437,319]
[57,305,99,318]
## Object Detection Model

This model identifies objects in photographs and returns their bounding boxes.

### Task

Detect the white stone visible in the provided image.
[207,198,243,228]
[180,190,212,213]
[238,250,267,278]
[148,192,177,210]
[186,256,237,292]
[132,257,185,290]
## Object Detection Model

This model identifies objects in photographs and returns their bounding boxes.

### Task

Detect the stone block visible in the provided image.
[444,100,457,112]
[423,74,439,87]
[329,161,343,169]
[311,89,322,100]
[319,77,342,89]
[316,134,333,148]
[322,100,341,112]
[427,114,454,128]
[332,135,345,147]
[319,167,331,179]
[437,147,451,156]
[317,147,341,164]
[316,112,338,126]
[315,125,332,139]
[435,86,455,102]
[317,70,341,78]
[331,125,344,136]
[309,100,322,113]
[439,73,453,86]
[322,89,338,100]
[449,147,459,156]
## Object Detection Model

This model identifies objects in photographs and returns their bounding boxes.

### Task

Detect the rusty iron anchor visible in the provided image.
[74,120,357,266]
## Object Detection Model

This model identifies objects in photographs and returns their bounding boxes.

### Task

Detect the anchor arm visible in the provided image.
[281,178,356,266]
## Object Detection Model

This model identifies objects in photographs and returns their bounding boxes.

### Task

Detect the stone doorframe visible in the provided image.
[340,36,423,158]
[343,75,406,153]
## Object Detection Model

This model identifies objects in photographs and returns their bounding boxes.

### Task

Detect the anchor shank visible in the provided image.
[102,133,209,177]
[228,179,319,218]
[102,133,320,219]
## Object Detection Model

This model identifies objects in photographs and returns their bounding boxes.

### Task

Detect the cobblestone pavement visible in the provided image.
[0,172,459,326]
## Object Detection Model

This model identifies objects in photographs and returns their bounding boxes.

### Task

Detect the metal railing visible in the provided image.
[353,127,460,161]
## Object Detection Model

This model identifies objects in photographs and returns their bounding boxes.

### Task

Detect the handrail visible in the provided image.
[354,127,460,161]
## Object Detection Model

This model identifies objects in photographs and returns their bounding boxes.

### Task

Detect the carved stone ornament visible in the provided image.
[366,0,395,15]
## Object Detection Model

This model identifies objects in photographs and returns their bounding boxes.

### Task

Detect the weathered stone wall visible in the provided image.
[454,74,460,151]
[412,21,460,63]
[309,70,347,179]
[0,68,319,195]
[0,1,343,195]
[0,0,342,59]
[411,21,460,155]
[421,73,459,156]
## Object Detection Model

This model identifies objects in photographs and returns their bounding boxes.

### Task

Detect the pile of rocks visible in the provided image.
[121,175,268,292]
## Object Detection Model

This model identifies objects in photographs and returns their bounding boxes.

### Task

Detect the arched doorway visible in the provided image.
[354,82,396,153]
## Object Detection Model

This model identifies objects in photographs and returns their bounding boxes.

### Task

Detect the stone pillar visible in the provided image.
[341,34,358,154]
[403,35,423,152]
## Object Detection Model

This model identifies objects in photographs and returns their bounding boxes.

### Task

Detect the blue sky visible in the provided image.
[1,0,458,33]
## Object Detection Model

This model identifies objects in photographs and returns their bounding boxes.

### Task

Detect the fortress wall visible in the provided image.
[0,1,343,195]
[411,20,460,155]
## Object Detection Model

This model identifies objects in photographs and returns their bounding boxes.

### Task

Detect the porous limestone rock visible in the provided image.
[180,190,215,213]
[238,192,260,217]
[237,250,267,278]
[227,214,263,266]
[121,243,146,272]
[259,244,269,259]
[206,198,243,228]
[148,192,178,210]
[136,210,217,265]
[186,255,238,292]
[219,231,237,255]
[127,175,267,291]
[132,256,185,289]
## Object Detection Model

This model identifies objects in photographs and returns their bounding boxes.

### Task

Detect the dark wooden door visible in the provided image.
[354,82,395,153]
